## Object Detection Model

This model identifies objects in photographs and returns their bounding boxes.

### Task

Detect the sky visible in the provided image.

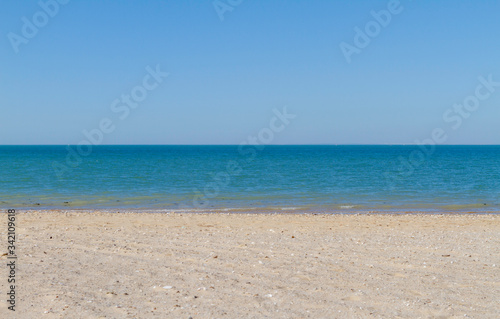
[1,0,499,145]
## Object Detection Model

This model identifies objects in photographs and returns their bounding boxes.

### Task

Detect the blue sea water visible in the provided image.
[0,145,499,212]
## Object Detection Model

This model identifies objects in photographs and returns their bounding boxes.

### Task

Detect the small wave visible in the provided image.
[280,207,301,211]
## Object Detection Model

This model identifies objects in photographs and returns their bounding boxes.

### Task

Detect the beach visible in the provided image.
[1,211,498,318]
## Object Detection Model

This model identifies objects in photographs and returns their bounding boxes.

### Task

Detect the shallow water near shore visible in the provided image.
[1,145,499,212]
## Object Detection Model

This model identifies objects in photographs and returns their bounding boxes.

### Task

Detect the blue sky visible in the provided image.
[1,0,499,145]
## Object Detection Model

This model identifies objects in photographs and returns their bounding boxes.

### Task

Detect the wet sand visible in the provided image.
[1,211,499,318]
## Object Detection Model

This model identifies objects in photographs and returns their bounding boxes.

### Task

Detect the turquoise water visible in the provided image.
[1,145,499,212]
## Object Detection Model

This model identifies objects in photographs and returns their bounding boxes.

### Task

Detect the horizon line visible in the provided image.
[1,144,500,146]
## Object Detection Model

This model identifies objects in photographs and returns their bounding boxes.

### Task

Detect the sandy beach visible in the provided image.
[1,211,499,318]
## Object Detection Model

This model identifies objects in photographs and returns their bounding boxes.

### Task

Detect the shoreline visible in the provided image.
[7,208,500,215]
[1,211,498,318]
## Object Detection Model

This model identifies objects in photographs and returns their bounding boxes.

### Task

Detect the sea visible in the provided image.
[1,145,499,213]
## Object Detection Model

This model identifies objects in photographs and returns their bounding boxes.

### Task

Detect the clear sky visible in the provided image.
[1,0,499,145]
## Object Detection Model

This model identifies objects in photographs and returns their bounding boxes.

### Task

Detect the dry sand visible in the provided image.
[1,211,499,318]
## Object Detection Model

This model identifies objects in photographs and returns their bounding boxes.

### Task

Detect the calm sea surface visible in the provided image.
[1,145,499,212]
